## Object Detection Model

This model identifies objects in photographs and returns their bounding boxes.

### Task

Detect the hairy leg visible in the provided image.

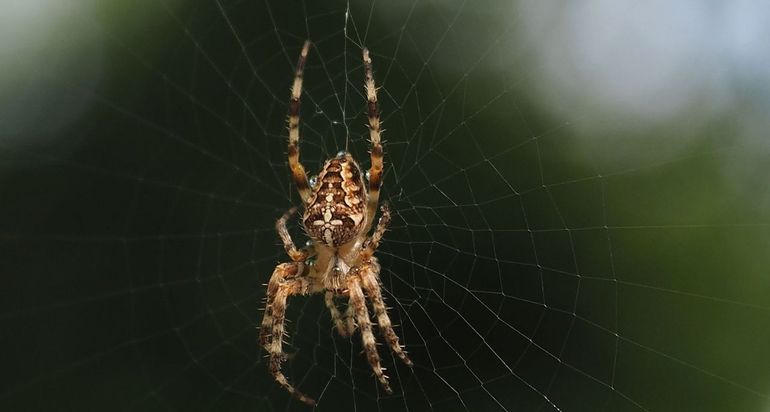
[360,263,413,367]
[362,47,384,234]
[276,207,309,262]
[324,290,350,337]
[343,299,357,335]
[348,276,392,394]
[288,41,312,203]
[362,204,391,259]
[259,262,300,348]
[264,275,315,405]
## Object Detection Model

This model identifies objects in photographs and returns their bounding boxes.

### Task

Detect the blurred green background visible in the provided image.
[1,1,769,411]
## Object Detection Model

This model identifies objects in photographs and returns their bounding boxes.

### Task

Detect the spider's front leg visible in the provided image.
[259,262,316,405]
[347,275,393,395]
[337,204,392,336]
[360,204,412,366]
[258,208,319,404]
[259,262,301,349]
[324,290,352,337]
[359,262,413,367]
[261,208,310,347]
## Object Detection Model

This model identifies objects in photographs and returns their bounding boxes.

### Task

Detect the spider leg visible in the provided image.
[262,268,316,405]
[362,203,391,259]
[348,275,392,395]
[360,263,413,367]
[259,263,295,348]
[324,290,350,337]
[343,299,357,335]
[276,207,310,262]
[288,40,312,203]
[362,47,384,234]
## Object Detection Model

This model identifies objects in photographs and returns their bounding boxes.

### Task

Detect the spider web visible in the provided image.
[2,1,770,411]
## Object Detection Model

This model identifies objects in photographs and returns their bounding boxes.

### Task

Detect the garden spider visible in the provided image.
[258,41,412,405]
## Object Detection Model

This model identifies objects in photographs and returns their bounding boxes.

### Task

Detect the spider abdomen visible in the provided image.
[303,153,366,247]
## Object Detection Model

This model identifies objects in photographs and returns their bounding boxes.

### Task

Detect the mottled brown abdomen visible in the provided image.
[303,153,366,247]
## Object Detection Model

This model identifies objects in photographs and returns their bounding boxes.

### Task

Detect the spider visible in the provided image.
[258,40,412,405]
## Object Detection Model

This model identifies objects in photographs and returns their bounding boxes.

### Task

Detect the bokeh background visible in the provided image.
[2,1,769,411]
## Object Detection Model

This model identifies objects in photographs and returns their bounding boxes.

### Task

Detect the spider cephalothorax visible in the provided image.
[258,41,412,406]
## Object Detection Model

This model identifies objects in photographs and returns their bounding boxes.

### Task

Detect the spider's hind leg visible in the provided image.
[362,47,384,234]
[288,40,312,203]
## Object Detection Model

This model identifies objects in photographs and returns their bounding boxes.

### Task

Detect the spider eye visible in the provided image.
[365,170,371,181]
[308,175,318,188]
[336,150,347,158]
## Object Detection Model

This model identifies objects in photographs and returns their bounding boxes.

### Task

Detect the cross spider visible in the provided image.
[259,41,412,405]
